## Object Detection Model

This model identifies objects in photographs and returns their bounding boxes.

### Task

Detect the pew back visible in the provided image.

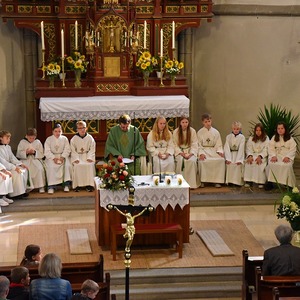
[273,286,300,300]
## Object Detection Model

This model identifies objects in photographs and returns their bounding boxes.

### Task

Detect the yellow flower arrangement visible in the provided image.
[164,58,184,76]
[136,51,156,73]
[66,52,89,73]
[43,62,61,78]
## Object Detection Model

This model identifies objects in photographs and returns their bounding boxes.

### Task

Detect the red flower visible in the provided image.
[107,166,113,172]
[117,157,123,163]
[119,175,125,181]
[104,174,110,178]
[111,161,116,166]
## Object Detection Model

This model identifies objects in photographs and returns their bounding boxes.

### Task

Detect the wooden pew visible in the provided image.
[242,249,263,300]
[255,267,300,300]
[0,254,111,300]
[273,286,300,300]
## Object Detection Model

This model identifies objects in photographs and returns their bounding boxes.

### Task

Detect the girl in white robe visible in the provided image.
[267,122,297,187]
[0,130,32,198]
[0,163,13,207]
[224,121,245,186]
[16,128,46,193]
[173,117,199,188]
[244,123,269,188]
[70,121,96,191]
[146,116,175,174]
[44,124,72,193]
[197,113,225,187]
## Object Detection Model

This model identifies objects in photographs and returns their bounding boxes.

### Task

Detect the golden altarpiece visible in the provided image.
[0,0,213,158]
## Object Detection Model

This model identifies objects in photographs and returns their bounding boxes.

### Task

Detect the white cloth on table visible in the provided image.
[44,135,72,186]
[146,131,175,174]
[70,134,96,188]
[197,127,225,184]
[173,127,199,188]
[224,133,245,186]
[266,136,296,187]
[0,145,32,197]
[244,136,269,184]
[16,138,46,189]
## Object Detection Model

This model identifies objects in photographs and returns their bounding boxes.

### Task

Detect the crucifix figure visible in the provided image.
[104,21,118,52]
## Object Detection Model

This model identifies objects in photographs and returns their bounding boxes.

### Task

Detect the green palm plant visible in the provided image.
[249,103,300,151]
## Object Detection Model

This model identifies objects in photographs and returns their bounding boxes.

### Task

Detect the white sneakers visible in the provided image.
[215,184,222,188]
[3,196,13,203]
[0,199,8,206]
[64,186,70,192]
[48,188,54,194]
[39,187,45,193]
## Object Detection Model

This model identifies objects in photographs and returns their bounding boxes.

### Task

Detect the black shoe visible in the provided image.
[74,187,80,192]
[23,193,29,198]
[86,186,94,192]
[264,182,273,191]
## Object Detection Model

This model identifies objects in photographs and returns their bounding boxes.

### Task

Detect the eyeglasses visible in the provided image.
[77,127,86,130]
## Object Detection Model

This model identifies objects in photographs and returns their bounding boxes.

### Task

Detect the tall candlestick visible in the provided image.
[144,20,147,49]
[41,21,45,50]
[61,29,64,58]
[160,29,163,58]
[75,20,78,50]
[172,21,175,49]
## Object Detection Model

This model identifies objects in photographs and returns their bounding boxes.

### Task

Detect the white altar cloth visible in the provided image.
[40,95,190,121]
[94,175,190,210]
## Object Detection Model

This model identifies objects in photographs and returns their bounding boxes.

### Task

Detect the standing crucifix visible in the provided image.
[107,185,154,300]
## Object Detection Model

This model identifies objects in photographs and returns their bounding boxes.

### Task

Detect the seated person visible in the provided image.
[0,276,10,300]
[20,244,42,267]
[70,121,96,192]
[71,279,99,300]
[44,123,72,194]
[8,266,30,300]
[262,224,300,275]
[146,116,175,174]
[104,114,146,175]
[0,162,13,207]
[16,128,46,194]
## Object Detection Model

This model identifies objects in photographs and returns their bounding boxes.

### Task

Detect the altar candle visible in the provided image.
[75,20,78,50]
[144,20,147,49]
[172,21,175,49]
[61,29,64,58]
[41,21,45,50]
[85,31,89,47]
[160,29,163,58]
[97,31,100,47]
[124,31,127,47]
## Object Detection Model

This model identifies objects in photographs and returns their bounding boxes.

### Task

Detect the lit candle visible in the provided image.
[41,21,45,50]
[172,21,175,49]
[160,29,163,58]
[130,30,133,46]
[144,20,147,49]
[124,31,127,47]
[75,20,78,50]
[61,29,64,58]
[97,31,100,47]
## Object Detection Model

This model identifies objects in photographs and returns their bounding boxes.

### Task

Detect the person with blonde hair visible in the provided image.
[173,117,199,188]
[16,128,46,193]
[30,253,72,300]
[147,116,175,174]
[70,121,96,192]
[224,121,245,186]
[71,279,99,300]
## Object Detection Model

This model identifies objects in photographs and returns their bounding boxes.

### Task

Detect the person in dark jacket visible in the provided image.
[262,224,300,275]
[71,279,99,300]
[7,266,30,300]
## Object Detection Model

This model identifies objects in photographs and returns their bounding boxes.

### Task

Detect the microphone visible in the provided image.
[159,156,163,183]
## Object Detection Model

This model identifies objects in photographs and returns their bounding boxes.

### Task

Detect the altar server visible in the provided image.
[16,128,46,193]
[105,114,147,175]
[173,117,199,188]
[44,123,72,194]
[70,121,96,192]
[197,113,225,188]
[267,122,296,187]
[0,163,13,207]
[224,121,245,186]
[147,116,175,174]
[244,123,269,188]
[0,130,32,198]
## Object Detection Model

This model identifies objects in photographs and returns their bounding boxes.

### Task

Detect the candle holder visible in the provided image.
[172,47,176,60]
[159,56,164,87]
[61,57,66,88]
[42,49,46,79]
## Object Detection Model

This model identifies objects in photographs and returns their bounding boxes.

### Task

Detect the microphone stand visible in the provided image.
[133,112,136,175]
[159,156,163,183]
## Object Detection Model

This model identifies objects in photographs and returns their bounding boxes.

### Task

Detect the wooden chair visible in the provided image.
[273,286,300,300]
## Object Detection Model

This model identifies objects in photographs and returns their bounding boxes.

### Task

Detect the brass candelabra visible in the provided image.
[159,56,164,87]
[42,49,46,79]
[61,57,66,88]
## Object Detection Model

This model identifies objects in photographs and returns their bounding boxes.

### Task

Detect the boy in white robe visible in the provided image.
[0,130,32,198]
[197,113,225,188]
[70,121,96,192]
[0,163,13,207]
[224,121,245,186]
[44,123,72,194]
[17,128,46,193]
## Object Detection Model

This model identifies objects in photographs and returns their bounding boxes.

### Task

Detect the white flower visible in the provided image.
[292,187,299,193]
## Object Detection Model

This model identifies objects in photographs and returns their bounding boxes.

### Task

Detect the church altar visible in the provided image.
[94,175,190,247]
[39,95,190,121]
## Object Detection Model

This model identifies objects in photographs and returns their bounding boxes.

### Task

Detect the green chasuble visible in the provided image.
[104,124,146,175]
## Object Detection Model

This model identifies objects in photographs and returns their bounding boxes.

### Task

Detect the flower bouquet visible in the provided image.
[136,51,156,86]
[43,62,61,87]
[164,58,184,86]
[98,158,134,191]
[66,51,89,73]
[276,187,300,230]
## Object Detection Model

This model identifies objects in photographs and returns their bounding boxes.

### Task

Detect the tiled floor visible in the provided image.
[0,204,285,267]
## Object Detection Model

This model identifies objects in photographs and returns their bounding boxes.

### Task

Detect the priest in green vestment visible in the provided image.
[104,114,146,175]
